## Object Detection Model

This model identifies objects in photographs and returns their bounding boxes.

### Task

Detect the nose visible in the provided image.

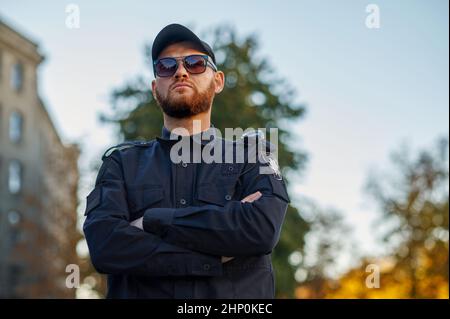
[173,59,189,79]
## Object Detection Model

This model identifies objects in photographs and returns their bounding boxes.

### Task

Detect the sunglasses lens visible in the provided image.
[184,55,207,74]
[155,58,177,77]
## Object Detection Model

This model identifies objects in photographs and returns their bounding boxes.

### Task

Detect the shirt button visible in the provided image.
[182,162,188,167]
[203,264,211,271]
[225,195,232,201]
[180,198,187,205]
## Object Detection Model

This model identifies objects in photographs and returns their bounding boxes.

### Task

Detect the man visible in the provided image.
[83,23,290,299]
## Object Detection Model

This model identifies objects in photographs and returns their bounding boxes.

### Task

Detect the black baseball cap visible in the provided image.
[152,23,216,64]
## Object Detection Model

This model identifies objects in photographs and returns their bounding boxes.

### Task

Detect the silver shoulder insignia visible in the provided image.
[259,152,282,180]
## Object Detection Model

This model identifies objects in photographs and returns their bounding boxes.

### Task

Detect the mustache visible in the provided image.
[171,81,194,90]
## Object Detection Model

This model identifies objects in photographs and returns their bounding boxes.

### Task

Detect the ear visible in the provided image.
[151,80,157,100]
[214,71,225,94]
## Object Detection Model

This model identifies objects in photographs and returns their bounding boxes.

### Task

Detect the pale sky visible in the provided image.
[1,0,448,271]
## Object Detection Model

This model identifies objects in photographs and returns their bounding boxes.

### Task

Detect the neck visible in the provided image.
[163,111,211,136]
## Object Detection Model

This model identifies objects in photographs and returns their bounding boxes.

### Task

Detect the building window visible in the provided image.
[0,50,3,83]
[8,211,21,247]
[8,210,21,226]
[9,111,23,143]
[8,160,22,194]
[0,103,2,137]
[11,63,23,92]
[8,264,22,298]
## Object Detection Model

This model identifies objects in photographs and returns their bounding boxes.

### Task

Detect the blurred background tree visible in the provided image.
[99,24,310,298]
[293,204,356,299]
[322,137,449,298]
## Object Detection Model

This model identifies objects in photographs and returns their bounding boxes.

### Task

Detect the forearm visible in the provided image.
[84,212,222,277]
[142,195,288,256]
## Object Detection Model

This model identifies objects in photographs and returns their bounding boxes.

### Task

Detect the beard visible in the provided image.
[154,80,216,118]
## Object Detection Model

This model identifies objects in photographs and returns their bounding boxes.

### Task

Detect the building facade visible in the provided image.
[0,18,79,298]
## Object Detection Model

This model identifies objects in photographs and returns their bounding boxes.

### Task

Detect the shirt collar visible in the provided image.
[158,124,217,146]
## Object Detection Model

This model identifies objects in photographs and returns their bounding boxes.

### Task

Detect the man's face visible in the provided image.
[151,42,224,119]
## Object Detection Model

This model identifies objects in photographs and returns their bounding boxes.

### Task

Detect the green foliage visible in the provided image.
[366,137,449,298]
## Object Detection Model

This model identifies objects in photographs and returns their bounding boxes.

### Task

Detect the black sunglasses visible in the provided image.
[153,54,218,77]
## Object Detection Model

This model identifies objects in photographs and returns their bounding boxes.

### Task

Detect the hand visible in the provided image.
[241,191,262,203]
[221,256,234,263]
[130,217,144,230]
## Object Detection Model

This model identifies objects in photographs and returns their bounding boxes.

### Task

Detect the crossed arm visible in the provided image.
[84,147,288,277]
[130,191,263,263]
[83,151,277,277]
[129,163,288,258]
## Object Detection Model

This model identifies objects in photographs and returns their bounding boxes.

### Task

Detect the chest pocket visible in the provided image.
[126,184,165,217]
[196,183,237,207]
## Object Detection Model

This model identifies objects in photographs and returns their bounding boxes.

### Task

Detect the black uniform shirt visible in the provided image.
[83,125,290,298]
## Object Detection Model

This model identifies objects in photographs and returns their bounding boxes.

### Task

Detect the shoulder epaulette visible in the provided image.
[102,140,153,160]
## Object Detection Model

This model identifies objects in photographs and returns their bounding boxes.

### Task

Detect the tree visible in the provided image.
[292,200,356,299]
[102,24,310,298]
[366,137,449,298]
[324,137,449,299]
